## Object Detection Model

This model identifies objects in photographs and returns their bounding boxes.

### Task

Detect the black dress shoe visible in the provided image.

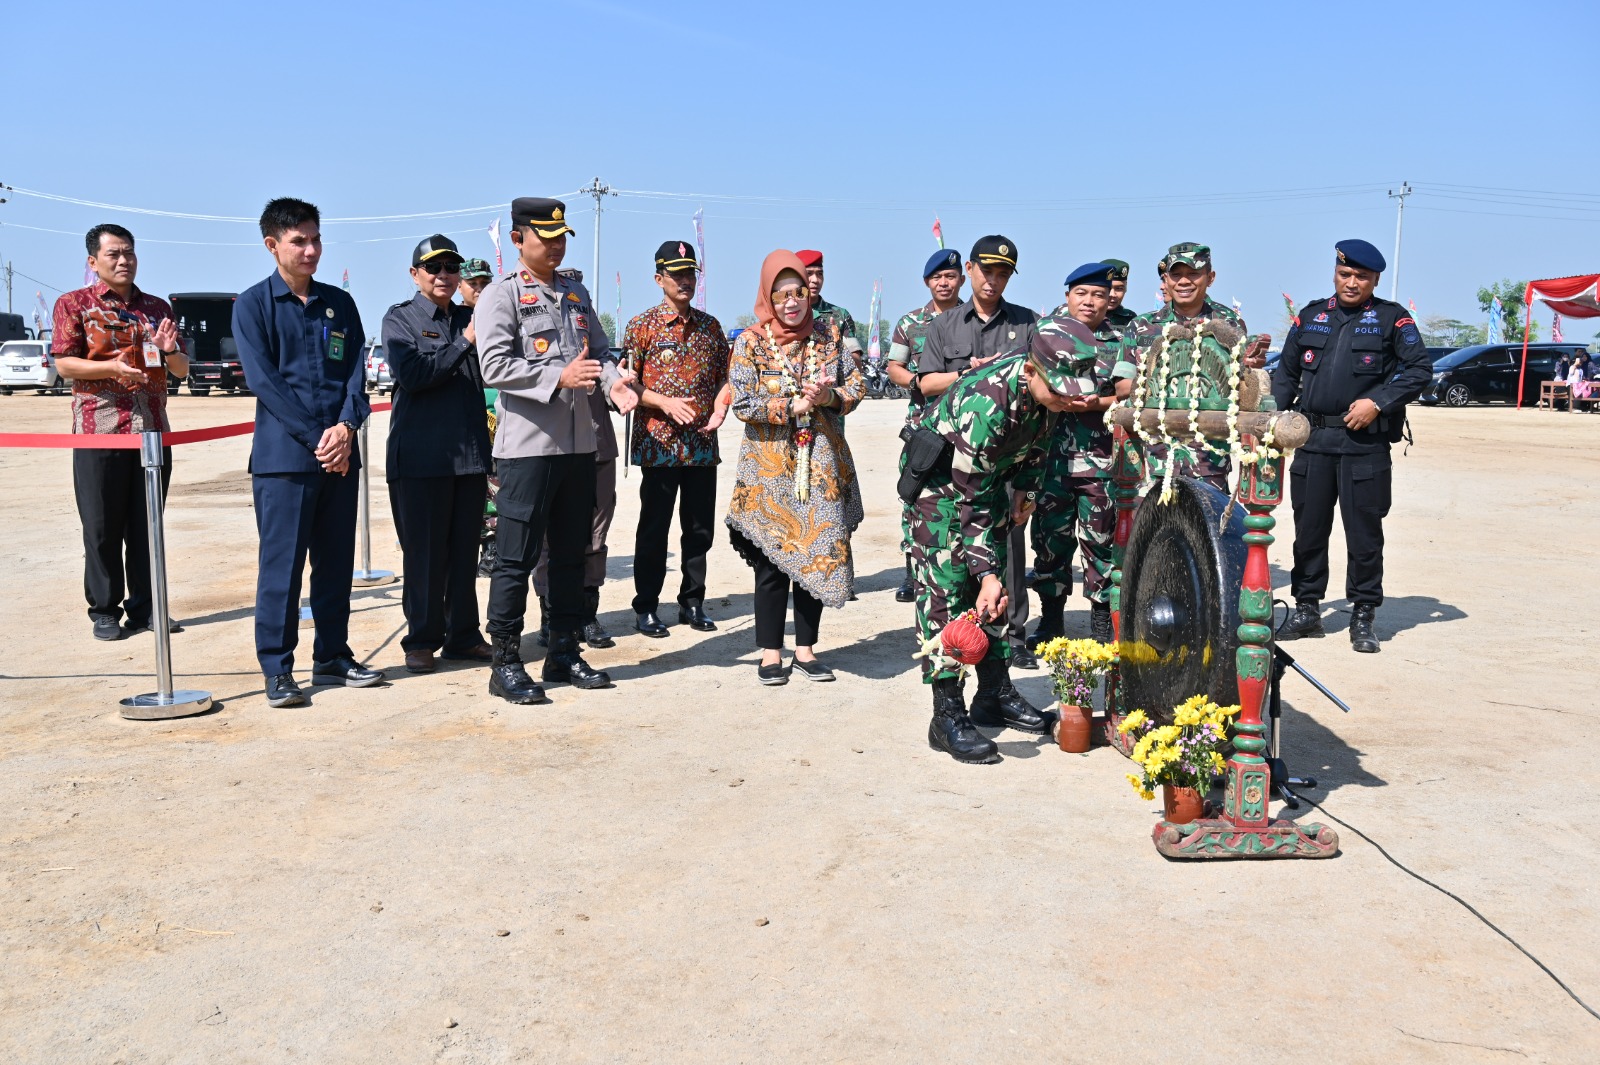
[1009,643,1039,671]
[311,656,386,688]
[1275,602,1324,641]
[265,673,306,708]
[635,611,670,638]
[677,603,717,632]
[792,658,834,682]
[757,662,788,686]
[1349,604,1381,654]
[93,616,125,641]
[542,637,612,689]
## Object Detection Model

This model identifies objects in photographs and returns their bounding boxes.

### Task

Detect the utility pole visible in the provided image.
[575,177,616,294]
[1387,181,1412,301]
[5,261,13,314]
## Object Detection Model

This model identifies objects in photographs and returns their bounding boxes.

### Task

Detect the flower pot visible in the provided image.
[1162,784,1205,825]
[1056,703,1093,753]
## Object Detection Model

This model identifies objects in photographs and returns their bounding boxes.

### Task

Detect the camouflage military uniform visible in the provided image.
[1120,296,1249,491]
[1103,305,1137,340]
[888,300,946,553]
[907,353,1055,683]
[812,298,856,350]
[1029,313,1135,604]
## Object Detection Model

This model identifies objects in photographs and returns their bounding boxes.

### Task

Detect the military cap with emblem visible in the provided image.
[412,233,463,267]
[1099,258,1130,282]
[511,197,576,238]
[654,240,698,273]
[923,249,961,280]
[1064,262,1116,289]
[795,249,824,267]
[970,235,1019,271]
[1158,242,1212,274]
[1334,238,1386,273]
[1028,317,1099,396]
[459,258,492,280]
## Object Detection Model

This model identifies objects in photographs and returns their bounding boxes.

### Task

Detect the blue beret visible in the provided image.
[1064,262,1117,289]
[1335,239,1386,273]
[923,249,961,279]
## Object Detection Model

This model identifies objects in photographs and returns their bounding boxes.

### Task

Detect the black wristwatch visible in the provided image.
[339,419,359,435]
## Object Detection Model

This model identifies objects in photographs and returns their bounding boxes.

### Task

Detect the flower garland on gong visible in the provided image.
[765,323,821,503]
[1123,322,1281,504]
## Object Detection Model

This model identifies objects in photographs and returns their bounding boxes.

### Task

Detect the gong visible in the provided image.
[1118,476,1246,725]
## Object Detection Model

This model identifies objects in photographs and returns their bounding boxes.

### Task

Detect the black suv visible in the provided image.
[170,292,247,395]
[1419,342,1589,407]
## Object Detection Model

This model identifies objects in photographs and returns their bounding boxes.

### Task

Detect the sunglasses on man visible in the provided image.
[419,260,462,276]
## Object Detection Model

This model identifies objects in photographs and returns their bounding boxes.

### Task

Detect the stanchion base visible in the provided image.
[351,569,395,587]
[1152,817,1339,860]
[119,689,213,721]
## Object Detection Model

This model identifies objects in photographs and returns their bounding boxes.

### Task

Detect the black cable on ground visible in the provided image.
[1305,797,1599,1023]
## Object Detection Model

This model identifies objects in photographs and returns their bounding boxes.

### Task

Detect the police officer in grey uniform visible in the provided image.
[475,197,640,703]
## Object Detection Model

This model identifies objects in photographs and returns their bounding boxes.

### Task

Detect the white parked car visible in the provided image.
[0,340,66,395]
[364,340,393,394]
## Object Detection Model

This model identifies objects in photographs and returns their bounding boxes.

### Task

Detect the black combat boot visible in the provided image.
[1275,601,1324,641]
[1349,603,1380,654]
[969,657,1053,734]
[488,635,547,704]
[535,595,550,648]
[542,632,612,689]
[581,587,615,649]
[927,677,1000,764]
[1089,601,1113,643]
[895,556,917,603]
[1028,594,1066,649]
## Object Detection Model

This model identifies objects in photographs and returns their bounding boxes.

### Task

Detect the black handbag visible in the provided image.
[897,427,954,504]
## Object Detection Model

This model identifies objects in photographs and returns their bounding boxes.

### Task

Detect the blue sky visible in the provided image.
[4,0,1598,343]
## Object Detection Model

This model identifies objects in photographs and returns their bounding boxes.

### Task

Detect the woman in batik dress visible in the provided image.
[726,250,864,685]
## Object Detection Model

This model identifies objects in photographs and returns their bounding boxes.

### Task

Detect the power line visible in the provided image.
[4,184,506,225]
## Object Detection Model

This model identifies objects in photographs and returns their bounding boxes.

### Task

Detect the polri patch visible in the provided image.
[519,294,539,305]
[534,338,550,354]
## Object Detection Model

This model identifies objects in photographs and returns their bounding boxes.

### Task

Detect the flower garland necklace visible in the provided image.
[765,323,820,502]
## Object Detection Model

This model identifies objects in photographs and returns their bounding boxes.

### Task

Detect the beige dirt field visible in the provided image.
[1,392,1598,1064]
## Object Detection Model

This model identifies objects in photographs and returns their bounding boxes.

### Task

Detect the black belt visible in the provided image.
[1302,412,1342,429]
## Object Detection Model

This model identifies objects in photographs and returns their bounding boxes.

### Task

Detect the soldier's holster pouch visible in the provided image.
[897,428,954,504]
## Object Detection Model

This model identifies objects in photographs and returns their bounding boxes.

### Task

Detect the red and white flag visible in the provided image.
[932,216,944,250]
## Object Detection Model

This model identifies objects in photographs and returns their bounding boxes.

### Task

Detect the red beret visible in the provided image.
[794,249,823,267]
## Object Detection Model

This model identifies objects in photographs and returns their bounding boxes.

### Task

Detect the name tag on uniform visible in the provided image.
[329,331,347,361]
[141,333,163,369]
[421,330,441,339]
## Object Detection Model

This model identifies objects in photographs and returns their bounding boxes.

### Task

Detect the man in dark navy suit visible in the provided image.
[234,197,385,707]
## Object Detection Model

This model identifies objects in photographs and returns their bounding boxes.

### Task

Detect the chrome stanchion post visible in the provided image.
[120,431,212,720]
[351,420,393,586]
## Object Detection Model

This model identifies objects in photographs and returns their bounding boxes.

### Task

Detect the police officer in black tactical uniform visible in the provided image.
[1272,239,1432,653]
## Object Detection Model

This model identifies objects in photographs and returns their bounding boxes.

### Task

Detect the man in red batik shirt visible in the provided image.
[52,224,190,641]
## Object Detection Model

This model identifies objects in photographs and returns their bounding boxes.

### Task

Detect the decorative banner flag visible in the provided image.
[33,291,45,335]
[1281,292,1297,319]
[487,217,503,276]
[1487,296,1504,344]
[867,279,883,362]
[692,208,707,311]
[342,268,350,291]
[1552,313,1564,343]
[932,216,944,250]
[1232,297,1242,313]
[1408,299,1419,317]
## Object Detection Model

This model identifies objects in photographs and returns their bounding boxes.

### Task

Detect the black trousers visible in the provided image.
[751,551,824,650]
[632,465,718,614]
[253,470,359,676]
[390,474,488,653]
[73,446,172,625]
[488,453,595,639]
[1288,449,1393,608]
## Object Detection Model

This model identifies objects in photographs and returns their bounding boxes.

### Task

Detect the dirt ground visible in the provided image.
[1,391,1597,1064]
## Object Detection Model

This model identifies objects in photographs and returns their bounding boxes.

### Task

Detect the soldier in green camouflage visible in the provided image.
[796,249,859,359]
[1101,258,1136,338]
[886,248,965,602]
[1028,264,1136,647]
[1119,242,1268,491]
[904,341,1094,764]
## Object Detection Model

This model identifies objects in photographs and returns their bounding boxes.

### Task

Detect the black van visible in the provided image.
[1420,342,1590,407]
[169,292,246,395]
[0,313,28,343]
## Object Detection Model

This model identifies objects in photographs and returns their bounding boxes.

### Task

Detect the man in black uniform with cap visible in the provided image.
[383,235,493,674]
[1272,239,1432,653]
[917,234,1039,668]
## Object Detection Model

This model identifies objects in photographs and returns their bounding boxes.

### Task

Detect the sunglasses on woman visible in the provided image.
[421,260,462,275]
[771,287,809,306]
